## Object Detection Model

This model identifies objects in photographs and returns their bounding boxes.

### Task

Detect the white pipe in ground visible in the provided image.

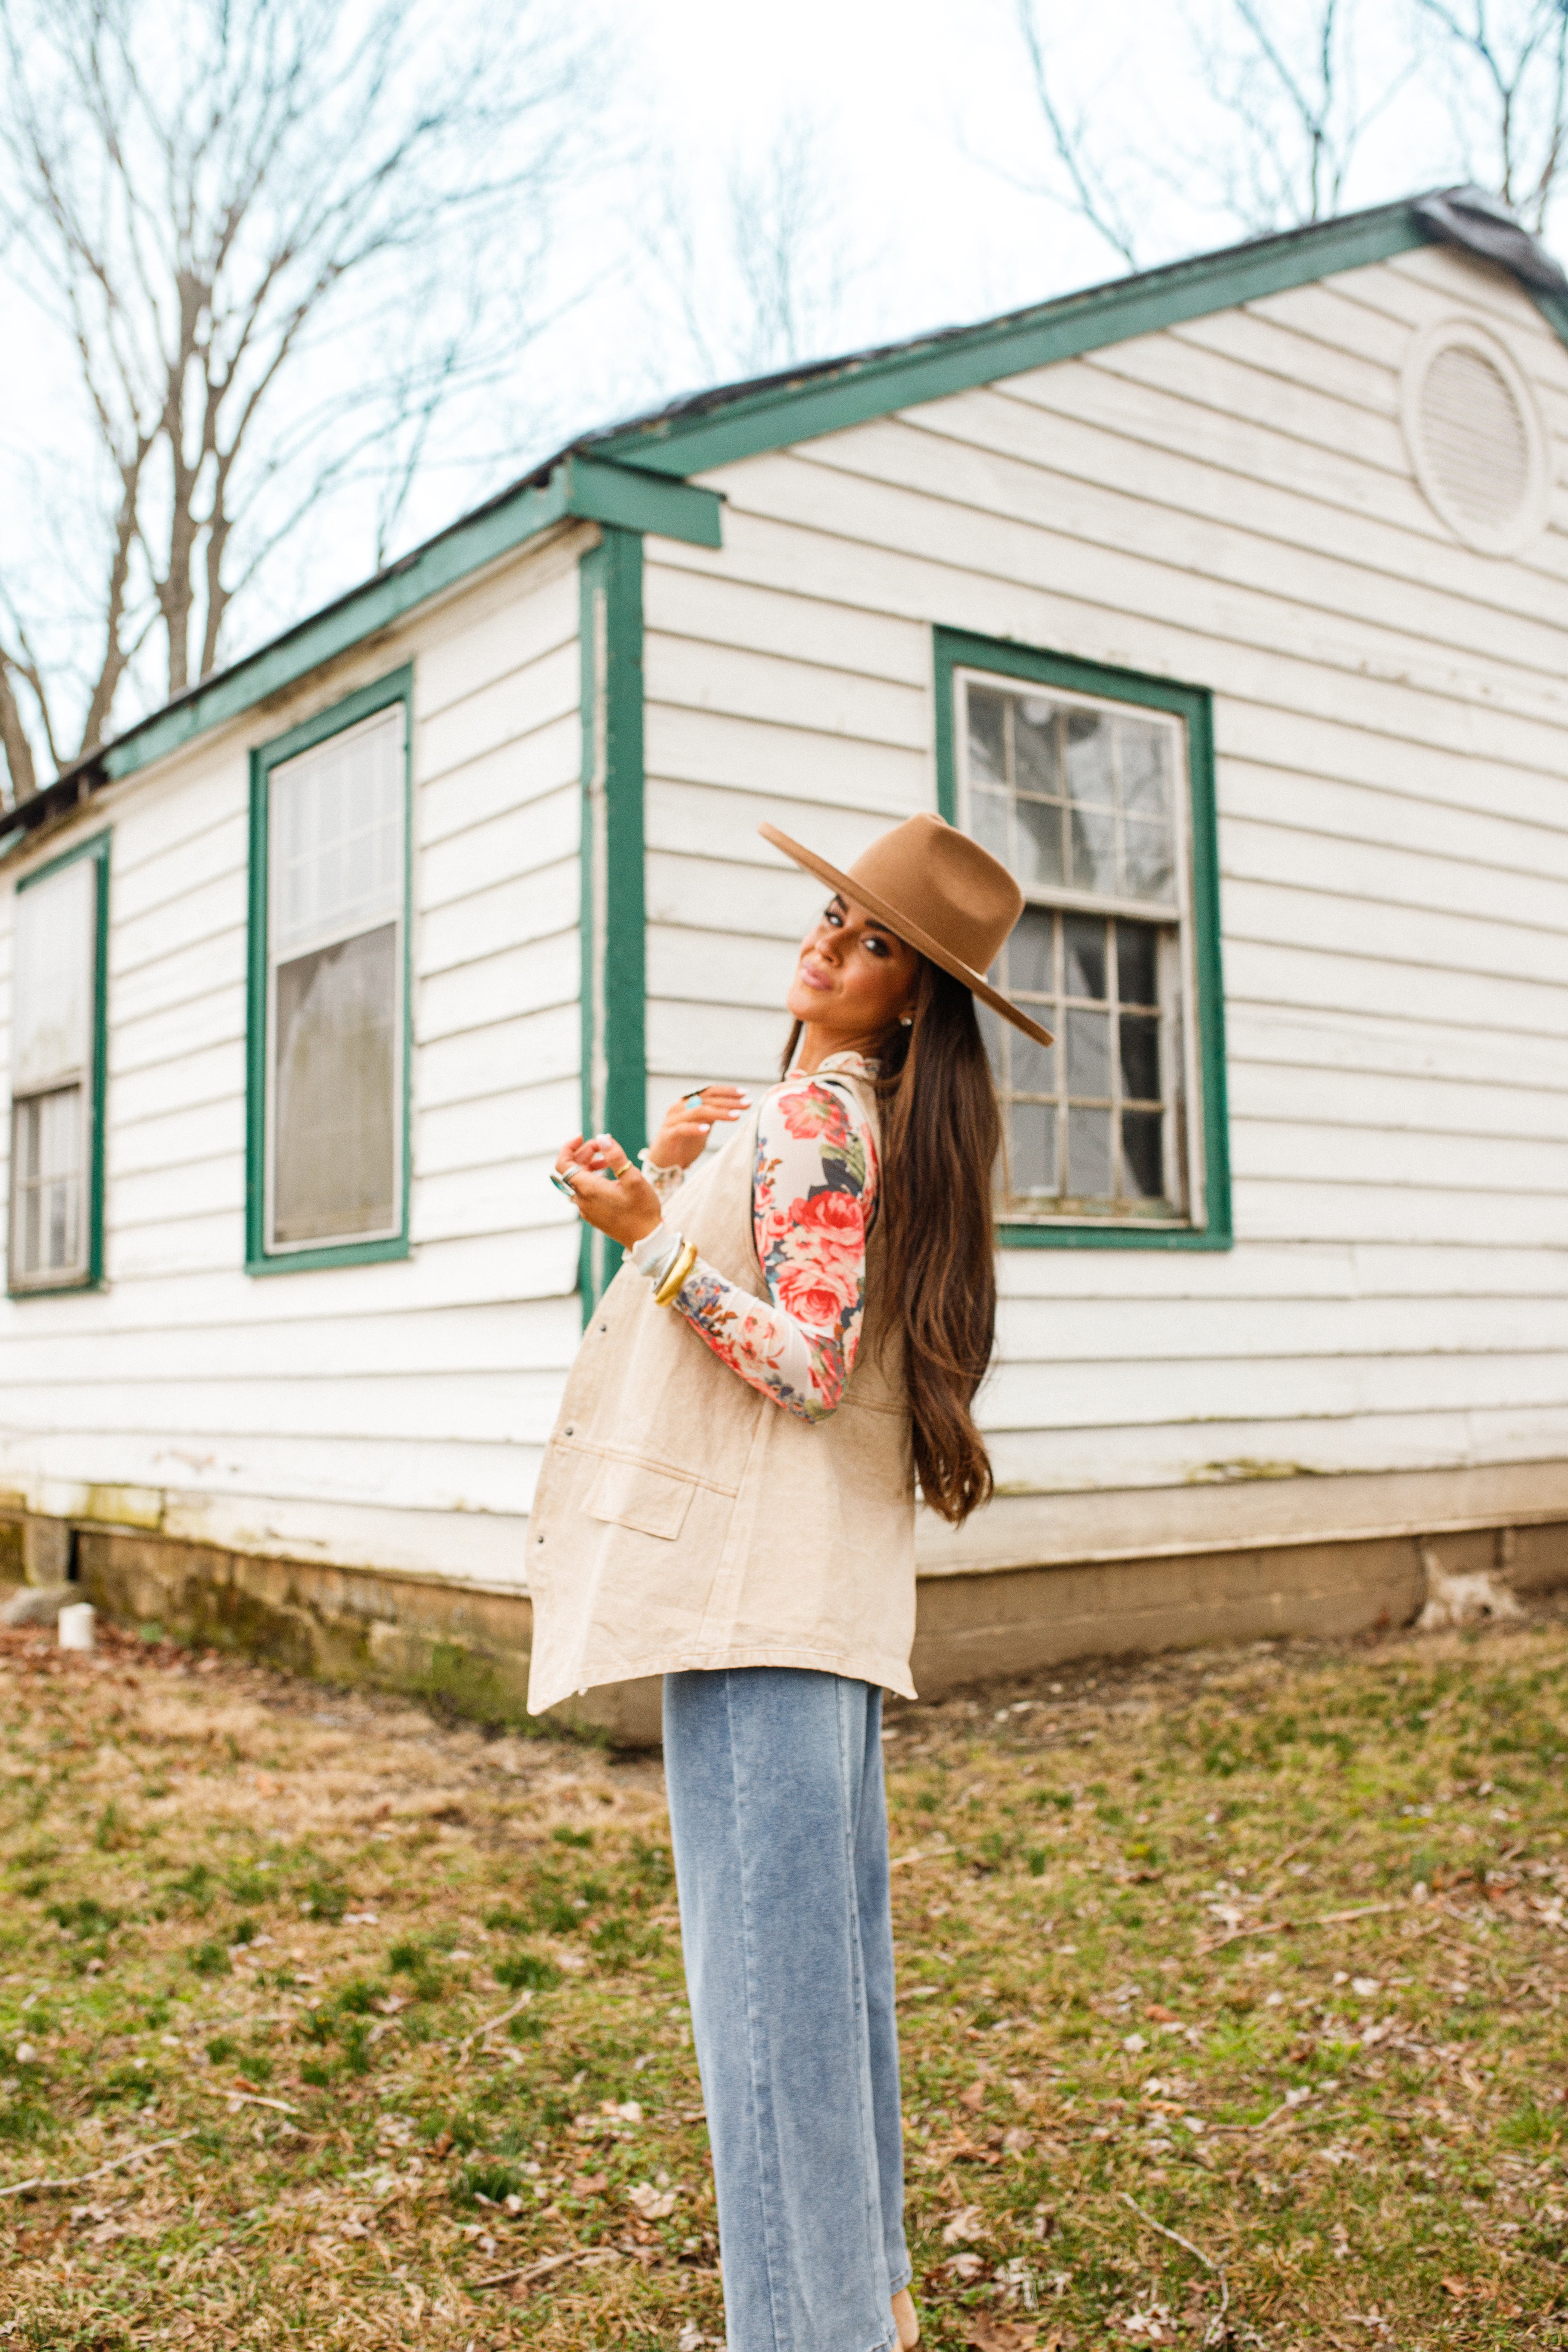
[58,1602,96,1652]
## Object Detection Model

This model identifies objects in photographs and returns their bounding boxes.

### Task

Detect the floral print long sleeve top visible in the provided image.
[643,1056,879,1425]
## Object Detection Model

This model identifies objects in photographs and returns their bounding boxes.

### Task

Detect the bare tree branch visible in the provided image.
[0,0,605,789]
[1012,1,1144,268]
[0,658,39,806]
[633,112,869,390]
[1414,0,1568,230]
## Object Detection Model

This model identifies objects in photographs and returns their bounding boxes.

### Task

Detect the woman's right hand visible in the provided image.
[648,1082,752,1172]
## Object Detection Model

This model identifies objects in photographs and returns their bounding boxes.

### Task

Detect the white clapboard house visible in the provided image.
[2,189,1565,1734]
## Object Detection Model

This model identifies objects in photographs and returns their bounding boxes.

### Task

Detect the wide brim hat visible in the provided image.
[759,811,1053,1048]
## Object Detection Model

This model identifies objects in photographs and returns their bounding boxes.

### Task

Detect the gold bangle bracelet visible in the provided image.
[652,1240,698,1307]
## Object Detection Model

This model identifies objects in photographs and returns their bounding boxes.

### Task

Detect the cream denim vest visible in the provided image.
[525,1073,915,1712]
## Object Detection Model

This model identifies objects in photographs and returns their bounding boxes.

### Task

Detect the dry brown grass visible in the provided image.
[2,1603,1566,2349]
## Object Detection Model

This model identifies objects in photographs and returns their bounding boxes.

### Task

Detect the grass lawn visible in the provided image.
[1,1603,1565,2349]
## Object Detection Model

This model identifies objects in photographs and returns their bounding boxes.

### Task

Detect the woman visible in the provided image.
[530,810,1053,2352]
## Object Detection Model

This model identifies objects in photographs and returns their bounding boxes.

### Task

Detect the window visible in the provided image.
[934,628,1230,1250]
[8,833,109,1293]
[248,673,411,1272]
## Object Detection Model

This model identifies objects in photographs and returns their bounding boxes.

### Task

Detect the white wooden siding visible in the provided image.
[0,524,591,1581]
[643,243,1568,1539]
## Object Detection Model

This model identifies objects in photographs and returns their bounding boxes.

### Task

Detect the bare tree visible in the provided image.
[1010,2,1146,267]
[1003,0,1416,265]
[727,115,862,376]
[1191,0,1390,230]
[1413,0,1568,229]
[1011,0,1568,268]
[635,112,868,390]
[0,0,602,804]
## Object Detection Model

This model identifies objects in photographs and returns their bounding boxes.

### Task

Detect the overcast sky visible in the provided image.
[5,0,1553,755]
[539,0,1505,422]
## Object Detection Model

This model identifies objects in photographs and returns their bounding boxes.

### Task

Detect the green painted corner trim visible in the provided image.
[245,666,413,1279]
[594,204,1433,477]
[577,528,649,1316]
[8,827,111,1296]
[933,625,1232,1254]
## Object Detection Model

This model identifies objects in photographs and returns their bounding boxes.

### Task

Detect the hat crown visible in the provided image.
[845,813,1023,979]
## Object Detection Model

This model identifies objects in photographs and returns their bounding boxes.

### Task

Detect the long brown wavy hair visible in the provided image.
[781,955,1000,1524]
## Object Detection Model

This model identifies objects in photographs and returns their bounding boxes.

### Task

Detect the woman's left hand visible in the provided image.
[553,1133,664,1248]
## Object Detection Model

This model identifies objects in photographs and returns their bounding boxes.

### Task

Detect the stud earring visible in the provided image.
[899,1012,913,1027]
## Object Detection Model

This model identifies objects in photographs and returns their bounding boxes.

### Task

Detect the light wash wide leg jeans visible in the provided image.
[663,1667,911,2352]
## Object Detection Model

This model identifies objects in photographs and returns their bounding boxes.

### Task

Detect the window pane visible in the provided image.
[273,924,398,1246]
[1119,718,1171,815]
[1117,920,1159,1007]
[975,999,1004,1086]
[12,1085,83,1279]
[14,860,94,1090]
[1010,1032,1056,1095]
[1066,1008,1110,1097]
[1016,796,1065,887]
[1010,1101,1058,1197]
[1063,914,1107,1001]
[1119,1012,1161,1101]
[967,688,1007,783]
[970,786,1010,864]
[1065,709,1113,804]
[1068,807,1117,894]
[1014,699,1058,795]
[1009,906,1054,997]
[957,675,1191,1226]
[1122,816,1174,903]
[1067,1107,1112,1197]
[271,707,404,959]
[1121,1110,1165,1199]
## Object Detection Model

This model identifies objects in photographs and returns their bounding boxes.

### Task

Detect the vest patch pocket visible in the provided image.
[583,1456,696,1542]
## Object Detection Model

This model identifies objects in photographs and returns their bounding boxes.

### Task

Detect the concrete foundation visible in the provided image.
[1,1503,1562,1748]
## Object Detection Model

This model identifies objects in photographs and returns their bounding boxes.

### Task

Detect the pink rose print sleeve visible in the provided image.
[669,1074,877,1423]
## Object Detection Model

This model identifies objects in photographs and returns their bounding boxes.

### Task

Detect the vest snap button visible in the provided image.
[564,1426,574,1436]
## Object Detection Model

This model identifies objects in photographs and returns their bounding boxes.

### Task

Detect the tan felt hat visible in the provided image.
[759,811,1054,1049]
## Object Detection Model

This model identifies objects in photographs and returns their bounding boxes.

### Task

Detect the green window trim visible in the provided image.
[933,626,1231,1253]
[8,828,111,1297]
[245,666,414,1277]
[577,527,648,1315]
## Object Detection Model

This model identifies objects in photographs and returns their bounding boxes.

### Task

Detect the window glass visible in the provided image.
[964,674,1188,1221]
[271,709,404,959]
[14,859,93,1091]
[9,850,100,1289]
[12,1086,84,1280]
[264,703,405,1254]
[273,926,397,1245]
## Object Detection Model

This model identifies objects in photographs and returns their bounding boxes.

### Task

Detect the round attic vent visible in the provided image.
[1402,321,1549,557]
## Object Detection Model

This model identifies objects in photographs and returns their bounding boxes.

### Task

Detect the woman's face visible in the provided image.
[787,894,919,1041]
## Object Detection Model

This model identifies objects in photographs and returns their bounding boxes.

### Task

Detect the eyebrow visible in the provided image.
[828,893,904,948]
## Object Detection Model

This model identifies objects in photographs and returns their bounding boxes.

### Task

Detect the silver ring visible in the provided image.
[683,1088,706,1109]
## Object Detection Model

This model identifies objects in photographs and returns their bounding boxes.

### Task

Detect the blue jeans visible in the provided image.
[663,1668,911,2352]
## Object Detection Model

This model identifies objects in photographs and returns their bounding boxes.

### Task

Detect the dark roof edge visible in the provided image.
[0,455,721,864]
[3,186,1559,864]
[589,186,1568,478]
